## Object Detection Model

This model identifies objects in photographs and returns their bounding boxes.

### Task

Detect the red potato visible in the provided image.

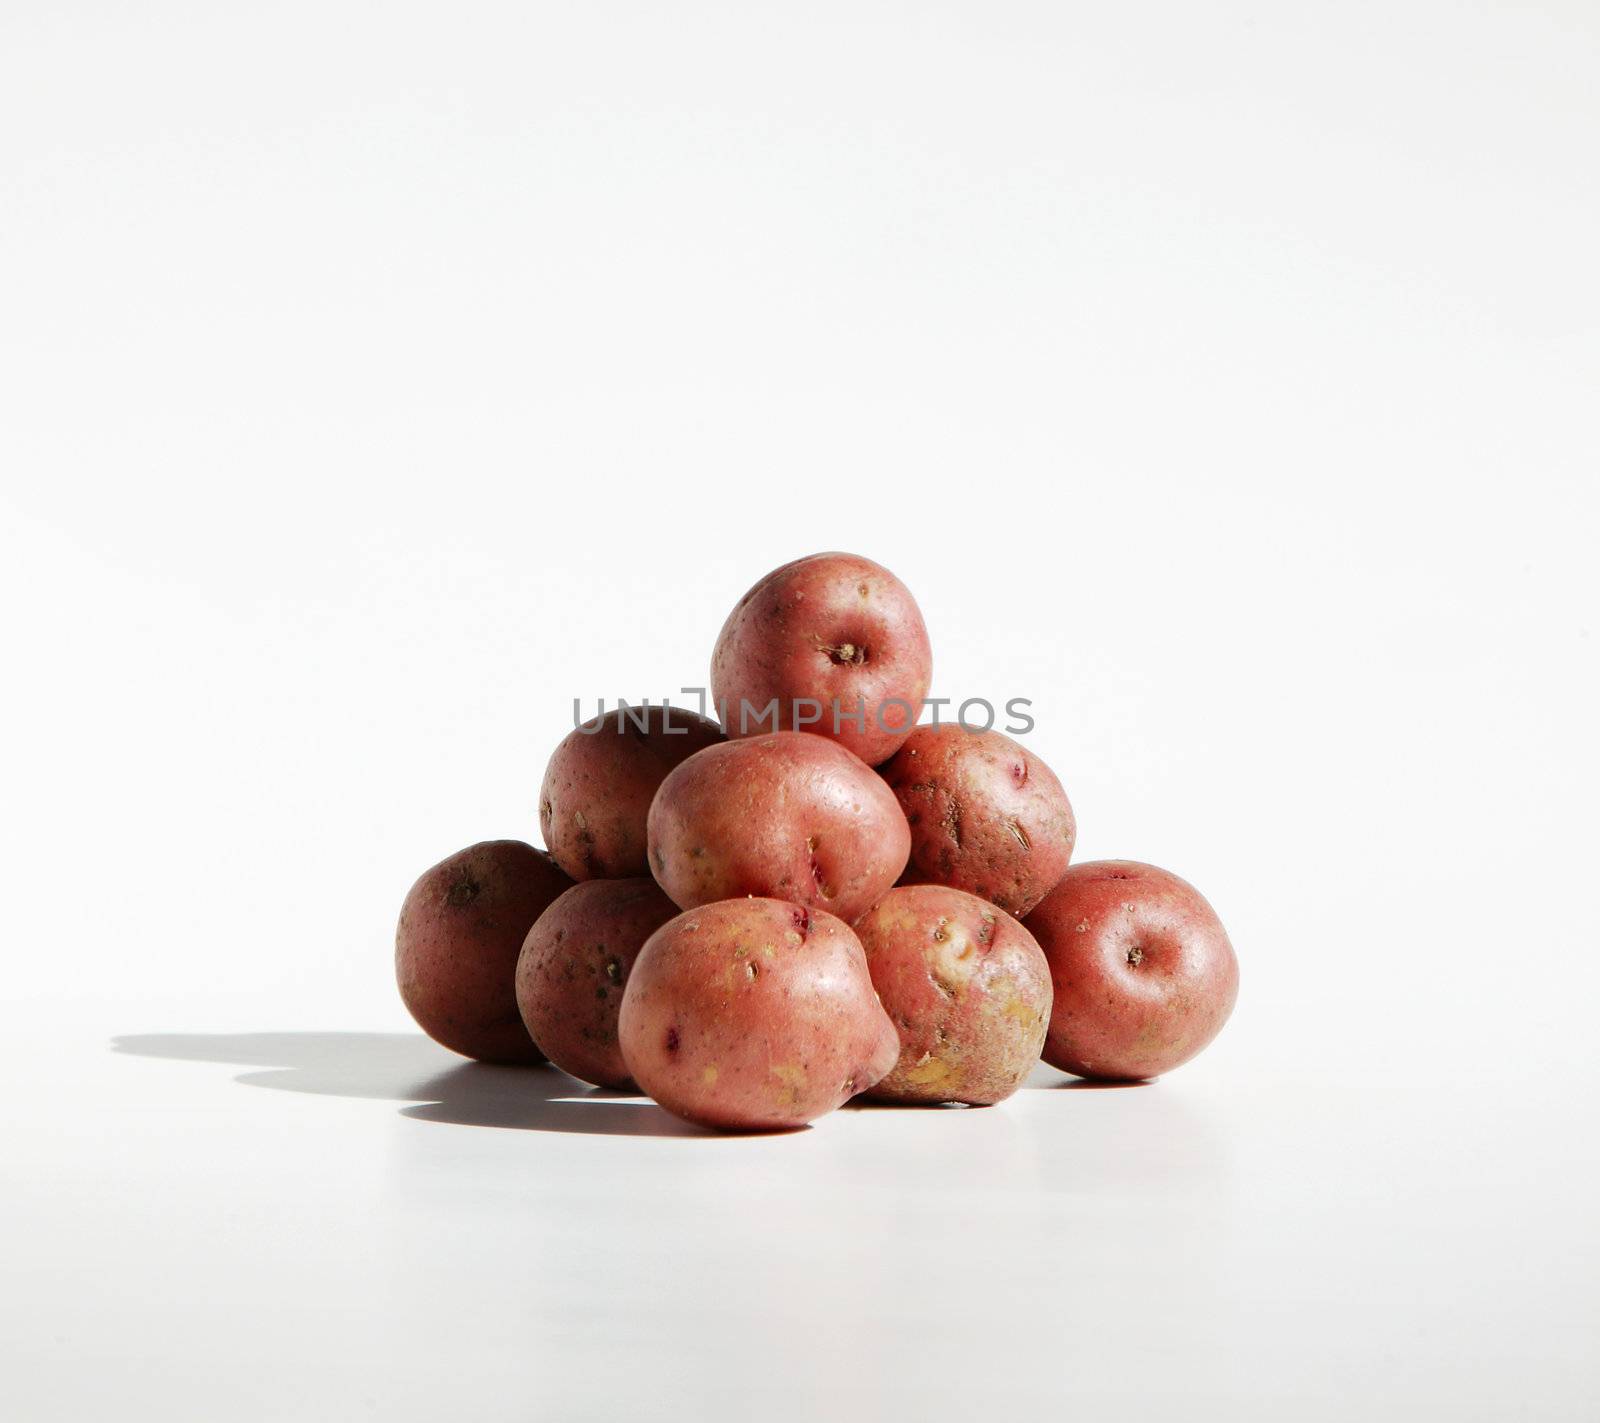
[619,898,899,1130]
[855,885,1051,1105]
[396,840,573,1063]
[711,552,933,765]
[880,724,1076,917]
[647,731,911,921]
[515,878,679,1090]
[540,705,724,880]
[1025,861,1238,1081]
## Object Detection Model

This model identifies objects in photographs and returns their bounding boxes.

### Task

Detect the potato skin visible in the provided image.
[1025,861,1238,1081]
[855,885,1051,1106]
[619,898,899,1130]
[711,552,933,766]
[515,878,678,1090]
[647,731,911,921]
[396,840,573,1064]
[880,724,1076,917]
[540,705,724,880]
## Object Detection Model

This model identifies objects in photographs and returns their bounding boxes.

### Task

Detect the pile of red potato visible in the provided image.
[396,553,1239,1131]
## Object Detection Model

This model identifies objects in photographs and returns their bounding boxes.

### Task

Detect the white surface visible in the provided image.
[3,3,1598,1419]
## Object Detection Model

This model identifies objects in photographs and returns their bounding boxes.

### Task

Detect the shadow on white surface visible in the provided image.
[110,1031,728,1138]
[1051,1077,1149,1090]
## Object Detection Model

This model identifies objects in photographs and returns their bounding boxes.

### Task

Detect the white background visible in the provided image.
[3,3,1597,1419]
